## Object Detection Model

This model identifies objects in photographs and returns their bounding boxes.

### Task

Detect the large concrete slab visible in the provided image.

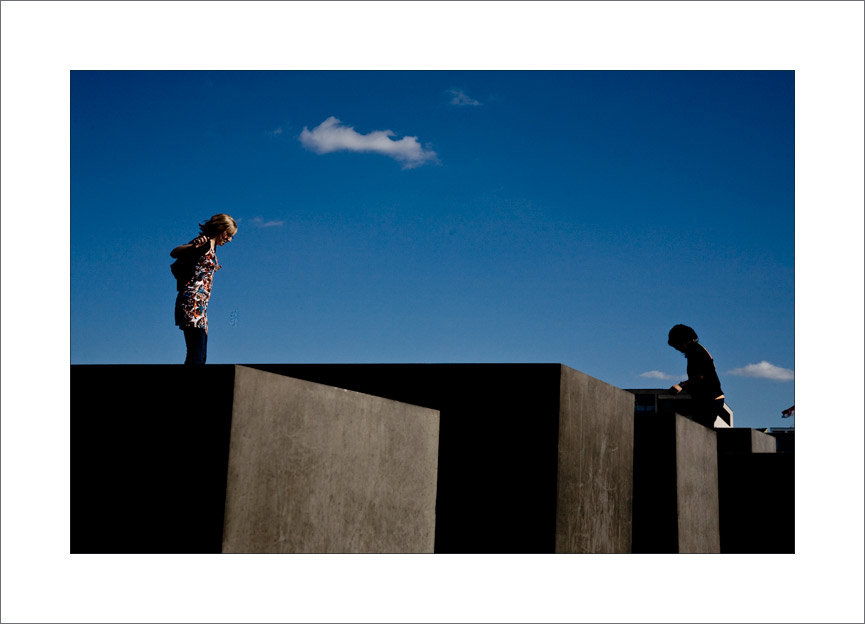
[632,412,720,553]
[72,363,634,553]
[556,367,634,553]
[675,416,721,553]
[71,365,439,554]
[248,364,635,553]
[223,366,439,553]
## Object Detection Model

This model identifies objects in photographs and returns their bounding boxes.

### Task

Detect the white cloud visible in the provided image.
[298,116,438,169]
[265,127,284,136]
[728,361,794,382]
[448,89,481,106]
[639,370,677,380]
[249,217,284,228]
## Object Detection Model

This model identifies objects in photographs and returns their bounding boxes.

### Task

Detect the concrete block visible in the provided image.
[248,364,635,553]
[71,365,439,554]
[223,366,439,553]
[633,413,720,553]
[716,428,777,454]
[749,428,778,453]
[675,416,721,553]
[556,367,634,553]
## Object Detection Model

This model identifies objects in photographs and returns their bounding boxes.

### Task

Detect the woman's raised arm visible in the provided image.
[170,235,209,257]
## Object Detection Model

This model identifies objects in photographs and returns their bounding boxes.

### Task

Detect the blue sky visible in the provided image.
[71,70,794,428]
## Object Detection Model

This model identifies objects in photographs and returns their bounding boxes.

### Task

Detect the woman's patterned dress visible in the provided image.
[175,247,221,333]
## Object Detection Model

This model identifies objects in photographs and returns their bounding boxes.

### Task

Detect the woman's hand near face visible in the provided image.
[192,235,209,247]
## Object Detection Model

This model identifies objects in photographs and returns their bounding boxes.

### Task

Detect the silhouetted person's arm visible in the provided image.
[171,235,209,258]
[670,376,703,394]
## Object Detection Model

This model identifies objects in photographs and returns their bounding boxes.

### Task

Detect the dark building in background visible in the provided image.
[764,427,795,453]
[625,388,734,428]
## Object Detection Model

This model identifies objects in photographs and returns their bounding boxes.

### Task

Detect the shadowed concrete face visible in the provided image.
[71,365,237,554]
[223,366,439,553]
[717,453,794,553]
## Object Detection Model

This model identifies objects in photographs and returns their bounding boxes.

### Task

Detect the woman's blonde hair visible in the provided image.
[199,214,238,238]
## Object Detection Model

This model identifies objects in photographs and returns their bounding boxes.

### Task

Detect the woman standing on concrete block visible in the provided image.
[667,324,728,428]
[170,214,237,365]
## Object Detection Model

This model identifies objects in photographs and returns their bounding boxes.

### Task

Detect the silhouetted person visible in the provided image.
[171,214,237,365]
[667,324,728,428]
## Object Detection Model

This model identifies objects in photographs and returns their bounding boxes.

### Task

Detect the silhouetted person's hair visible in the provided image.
[668,324,699,347]
[199,213,238,238]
